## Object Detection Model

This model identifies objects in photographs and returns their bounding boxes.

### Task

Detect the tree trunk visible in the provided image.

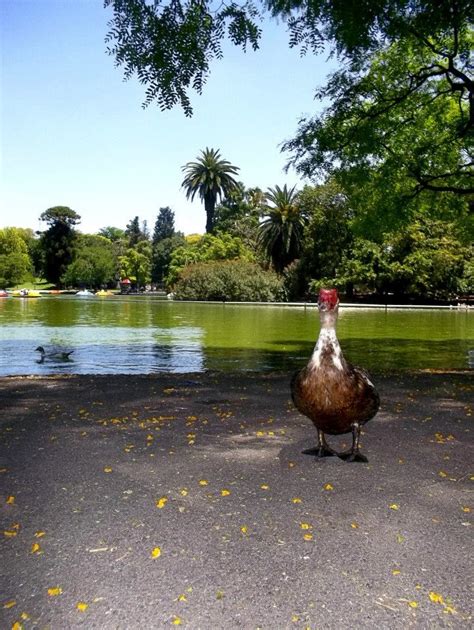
[204,194,215,233]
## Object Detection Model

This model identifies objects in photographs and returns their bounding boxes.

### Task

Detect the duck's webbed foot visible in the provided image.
[338,423,368,463]
[339,451,368,463]
[302,431,336,458]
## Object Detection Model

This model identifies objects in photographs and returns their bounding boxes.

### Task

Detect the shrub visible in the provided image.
[173,260,285,302]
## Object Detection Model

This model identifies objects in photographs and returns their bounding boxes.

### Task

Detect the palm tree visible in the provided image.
[181,148,240,233]
[258,184,305,273]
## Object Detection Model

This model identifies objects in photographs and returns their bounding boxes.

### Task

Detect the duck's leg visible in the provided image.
[338,423,368,463]
[302,430,336,457]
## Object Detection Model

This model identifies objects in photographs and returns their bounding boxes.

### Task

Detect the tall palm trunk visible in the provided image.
[204,193,216,234]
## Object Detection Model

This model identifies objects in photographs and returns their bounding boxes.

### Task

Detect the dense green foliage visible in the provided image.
[62,234,117,288]
[258,185,306,273]
[167,232,254,285]
[173,261,284,301]
[38,206,81,285]
[181,148,240,233]
[153,207,175,243]
[0,228,33,288]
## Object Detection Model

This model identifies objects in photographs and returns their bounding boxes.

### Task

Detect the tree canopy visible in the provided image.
[0,228,33,288]
[181,148,240,233]
[38,206,81,285]
[105,0,472,113]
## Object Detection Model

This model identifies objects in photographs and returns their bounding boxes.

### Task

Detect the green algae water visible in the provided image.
[0,296,472,375]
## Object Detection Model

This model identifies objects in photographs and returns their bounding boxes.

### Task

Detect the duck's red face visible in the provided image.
[318,288,339,311]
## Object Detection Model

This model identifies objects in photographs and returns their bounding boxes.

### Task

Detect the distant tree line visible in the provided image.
[0,146,471,302]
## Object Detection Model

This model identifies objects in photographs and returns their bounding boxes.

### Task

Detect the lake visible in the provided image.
[0,295,472,375]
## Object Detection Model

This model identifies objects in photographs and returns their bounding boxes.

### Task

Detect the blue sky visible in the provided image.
[1,0,334,235]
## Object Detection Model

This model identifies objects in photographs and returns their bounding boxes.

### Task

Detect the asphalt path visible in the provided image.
[0,371,472,629]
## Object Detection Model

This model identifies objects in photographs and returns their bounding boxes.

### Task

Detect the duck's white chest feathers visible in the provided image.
[308,327,344,371]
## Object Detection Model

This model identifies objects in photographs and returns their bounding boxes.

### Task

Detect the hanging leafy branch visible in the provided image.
[104,0,262,116]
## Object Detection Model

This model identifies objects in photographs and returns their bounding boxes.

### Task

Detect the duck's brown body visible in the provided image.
[291,288,380,461]
[291,361,380,436]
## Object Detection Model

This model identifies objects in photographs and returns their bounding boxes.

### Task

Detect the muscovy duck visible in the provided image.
[291,288,380,462]
[35,346,74,361]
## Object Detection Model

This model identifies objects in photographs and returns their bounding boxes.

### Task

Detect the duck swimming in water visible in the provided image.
[35,346,74,361]
[291,288,380,462]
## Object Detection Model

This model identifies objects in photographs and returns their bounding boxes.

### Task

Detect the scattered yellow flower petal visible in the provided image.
[408,601,418,608]
[3,529,18,537]
[20,613,30,621]
[34,531,45,538]
[31,543,41,554]
[300,523,312,530]
[292,497,302,504]
[177,594,187,602]
[156,497,168,509]
[76,602,89,612]
[389,504,400,510]
[292,615,300,622]
[438,471,447,478]
[47,587,62,597]
[260,484,269,490]
[220,489,231,496]
[171,616,182,625]
[6,495,15,505]
[351,522,359,529]
[240,526,248,535]
[198,480,208,486]
[12,623,23,630]
[461,506,471,513]
[303,533,313,541]
[3,600,16,609]
[323,483,334,491]
[151,546,162,558]
[429,592,444,604]
[392,569,401,575]
[180,488,188,496]
[256,431,266,436]
[103,467,113,473]
[443,605,456,614]
[0,467,7,473]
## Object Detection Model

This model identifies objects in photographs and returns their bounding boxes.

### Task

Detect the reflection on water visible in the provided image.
[0,296,472,375]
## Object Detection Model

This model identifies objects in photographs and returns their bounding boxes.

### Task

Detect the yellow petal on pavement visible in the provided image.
[156,497,168,509]
[47,587,62,597]
[151,546,162,558]
[428,591,444,604]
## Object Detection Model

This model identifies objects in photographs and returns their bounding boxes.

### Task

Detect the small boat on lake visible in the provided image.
[96,290,113,297]
[12,289,42,298]
[76,289,95,297]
